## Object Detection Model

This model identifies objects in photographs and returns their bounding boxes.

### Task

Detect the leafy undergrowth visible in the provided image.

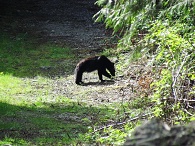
[0,34,153,145]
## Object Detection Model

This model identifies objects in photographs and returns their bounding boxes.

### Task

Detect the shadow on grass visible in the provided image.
[0,34,76,78]
[0,101,111,145]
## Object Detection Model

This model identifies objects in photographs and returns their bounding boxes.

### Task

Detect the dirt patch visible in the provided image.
[0,0,112,49]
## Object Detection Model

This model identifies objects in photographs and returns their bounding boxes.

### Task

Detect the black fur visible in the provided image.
[75,55,115,85]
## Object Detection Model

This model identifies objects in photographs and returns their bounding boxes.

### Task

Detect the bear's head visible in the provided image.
[107,62,115,77]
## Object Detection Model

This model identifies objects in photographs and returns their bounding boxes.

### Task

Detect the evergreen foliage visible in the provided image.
[95,0,195,123]
[95,0,195,46]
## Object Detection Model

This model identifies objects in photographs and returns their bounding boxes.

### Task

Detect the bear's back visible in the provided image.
[76,56,100,72]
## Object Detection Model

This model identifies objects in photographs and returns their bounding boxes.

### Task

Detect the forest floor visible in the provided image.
[0,0,150,145]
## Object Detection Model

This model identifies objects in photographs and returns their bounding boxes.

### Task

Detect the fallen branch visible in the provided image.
[92,112,153,133]
[183,109,194,116]
[161,97,195,104]
[171,53,189,102]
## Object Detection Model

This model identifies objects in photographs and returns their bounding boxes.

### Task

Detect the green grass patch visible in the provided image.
[0,34,75,77]
[0,137,29,146]
[0,73,23,95]
[0,98,122,145]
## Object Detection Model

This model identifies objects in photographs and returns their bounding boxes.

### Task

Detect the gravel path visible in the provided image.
[0,0,110,49]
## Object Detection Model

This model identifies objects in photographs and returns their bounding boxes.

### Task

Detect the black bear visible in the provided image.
[75,55,115,85]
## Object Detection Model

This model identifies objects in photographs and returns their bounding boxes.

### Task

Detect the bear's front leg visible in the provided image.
[75,70,83,85]
[98,69,104,82]
[102,69,111,79]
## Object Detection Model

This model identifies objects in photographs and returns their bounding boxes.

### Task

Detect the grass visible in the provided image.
[0,76,118,145]
[0,102,87,145]
[0,34,75,77]
[0,33,153,145]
